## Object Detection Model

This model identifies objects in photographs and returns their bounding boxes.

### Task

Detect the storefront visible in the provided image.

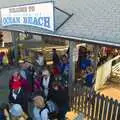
[0,0,120,84]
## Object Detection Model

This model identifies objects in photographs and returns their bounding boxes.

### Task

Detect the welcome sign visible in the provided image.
[1,2,54,31]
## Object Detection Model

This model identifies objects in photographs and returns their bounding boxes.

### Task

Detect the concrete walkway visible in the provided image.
[0,66,19,104]
[99,82,120,101]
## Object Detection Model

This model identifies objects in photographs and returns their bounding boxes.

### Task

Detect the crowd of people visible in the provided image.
[0,46,119,120]
[0,48,70,120]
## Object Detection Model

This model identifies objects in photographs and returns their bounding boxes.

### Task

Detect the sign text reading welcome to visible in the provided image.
[1,2,54,31]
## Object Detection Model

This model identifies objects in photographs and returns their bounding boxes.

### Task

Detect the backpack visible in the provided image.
[39,100,59,120]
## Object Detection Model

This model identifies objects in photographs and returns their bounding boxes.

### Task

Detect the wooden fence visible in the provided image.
[69,84,120,120]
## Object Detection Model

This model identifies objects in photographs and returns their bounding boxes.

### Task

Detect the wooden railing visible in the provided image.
[69,84,120,120]
[95,55,120,90]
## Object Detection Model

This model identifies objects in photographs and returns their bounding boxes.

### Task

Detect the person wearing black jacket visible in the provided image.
[8,87,28,113]
[52,48,60,66]
[48,82,69,120]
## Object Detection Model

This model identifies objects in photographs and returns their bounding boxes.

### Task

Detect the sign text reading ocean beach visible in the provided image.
[1,2,54,31]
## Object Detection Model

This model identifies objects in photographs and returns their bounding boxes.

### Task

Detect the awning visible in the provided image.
[0,0,120,47]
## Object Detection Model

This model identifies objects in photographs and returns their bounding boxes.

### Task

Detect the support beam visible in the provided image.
[69,40,76,84]
[93,45,100,72]
[93,45,100,91]
[11,31,19,63]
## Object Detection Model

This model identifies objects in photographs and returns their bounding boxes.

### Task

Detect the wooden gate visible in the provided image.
[69,84,120,120]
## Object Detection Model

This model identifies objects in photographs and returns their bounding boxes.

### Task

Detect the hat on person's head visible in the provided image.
[10,104,23,117]
[42,70,50,76]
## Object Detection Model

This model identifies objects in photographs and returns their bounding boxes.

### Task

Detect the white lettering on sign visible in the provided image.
[1,2,54,31]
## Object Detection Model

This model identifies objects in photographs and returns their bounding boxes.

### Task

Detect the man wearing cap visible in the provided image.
[9,104,28,120]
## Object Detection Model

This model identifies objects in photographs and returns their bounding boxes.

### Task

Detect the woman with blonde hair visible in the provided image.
[33,96,49,120]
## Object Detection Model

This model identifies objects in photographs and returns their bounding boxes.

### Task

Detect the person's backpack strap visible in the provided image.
[39,105,49,120]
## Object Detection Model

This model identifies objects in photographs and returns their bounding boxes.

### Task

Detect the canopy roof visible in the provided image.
[0,0,120,47]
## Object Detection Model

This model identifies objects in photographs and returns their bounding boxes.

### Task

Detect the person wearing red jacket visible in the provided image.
[8,72,28,113]
[9,72,22,90]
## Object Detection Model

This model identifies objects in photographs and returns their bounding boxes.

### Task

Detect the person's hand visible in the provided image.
[4,109,9,117]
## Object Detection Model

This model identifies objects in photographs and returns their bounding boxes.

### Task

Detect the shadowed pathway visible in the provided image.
[0,66,19,104]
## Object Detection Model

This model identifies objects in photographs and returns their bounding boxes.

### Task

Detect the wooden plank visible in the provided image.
[79,86,83,113]
[74,87,78,112]
[94,93,100,120]
[116,103,120,120]
[72,87,76,111]
[87,91,91,120]
[107,98,114,120]
[91,91,96,120]
[92,96,97,120]
[74,86,77,111]
[77,85,81,113]
[71,86,74,111]
[70,85,74,111]
[102,96,109,120]
[79,95,82,112]
[98,95,104,120]
[77,94,81,112]
[76,84,80,113]
[69,84,73,111]
[83,89,86,114]
[81,90,84,113]
[77,87,82,112]
[84,89,88,117]
[76,85,79,113]
[111,100,119,120]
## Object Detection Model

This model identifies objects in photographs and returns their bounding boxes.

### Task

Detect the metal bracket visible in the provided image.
[54,6,73,31]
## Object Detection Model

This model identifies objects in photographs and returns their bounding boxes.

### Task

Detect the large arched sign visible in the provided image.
[1,2,54,31]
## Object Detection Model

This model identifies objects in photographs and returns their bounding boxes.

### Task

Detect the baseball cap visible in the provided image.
[10,104,23,117]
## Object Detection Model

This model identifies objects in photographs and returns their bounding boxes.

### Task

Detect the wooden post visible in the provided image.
[93,45,100,91]
[69,40,76,84]
[93,45,100,72]
[11,31,19,63]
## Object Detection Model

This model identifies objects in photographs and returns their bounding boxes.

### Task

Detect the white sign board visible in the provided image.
[1,2,54,31]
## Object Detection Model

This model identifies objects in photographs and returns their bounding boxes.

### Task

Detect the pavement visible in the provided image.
[99,82,120,101]
[0,66,19,104]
